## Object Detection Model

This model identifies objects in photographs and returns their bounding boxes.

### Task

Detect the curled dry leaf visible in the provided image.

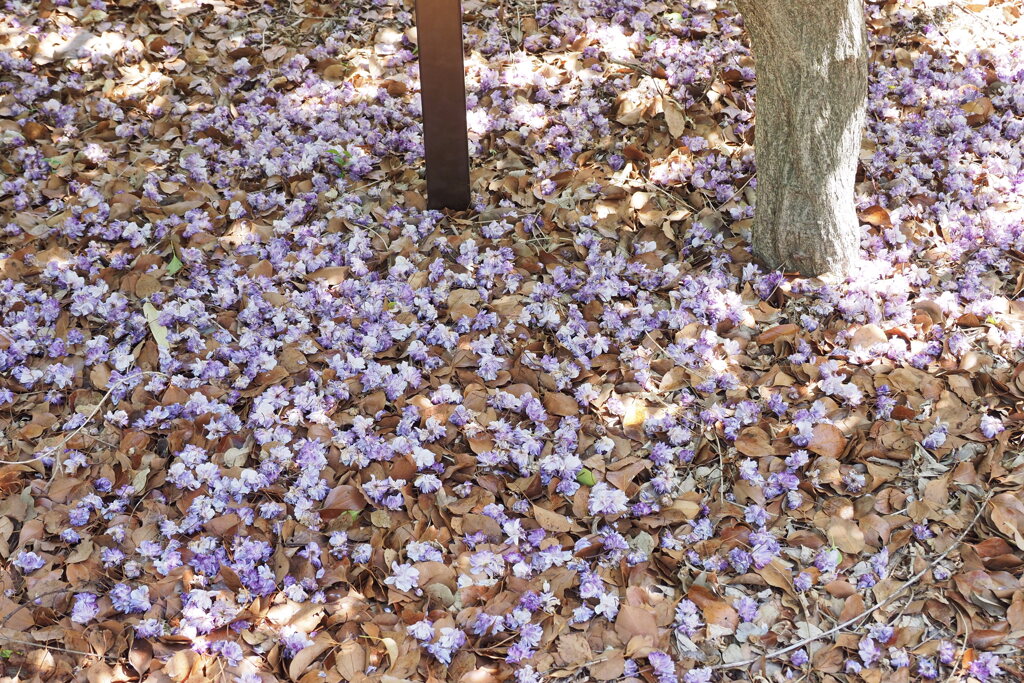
[756,324,799,344]
[858,205,892,228]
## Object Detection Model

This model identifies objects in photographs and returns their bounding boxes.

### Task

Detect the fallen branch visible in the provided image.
[712,492,993,671]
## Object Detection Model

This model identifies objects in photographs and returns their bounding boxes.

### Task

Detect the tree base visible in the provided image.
[738,0,868,277]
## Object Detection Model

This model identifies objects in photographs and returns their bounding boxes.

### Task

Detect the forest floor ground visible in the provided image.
[2,0,1024,681]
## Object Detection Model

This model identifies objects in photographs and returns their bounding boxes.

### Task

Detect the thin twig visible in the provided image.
[642,180,698,214]
[607,58,655,78]
[712,492,993,671]
[713,174,752,210]
[942,608,971,683]
[1,589,70,629]
[0,372,167,471]
[0,634,118,661]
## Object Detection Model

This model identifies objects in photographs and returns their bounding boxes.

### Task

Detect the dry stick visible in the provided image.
[0,372,168,470]
[712,493,993,671]
[0,635,118,662]
[942,608,972,683]
[0,588,71,630]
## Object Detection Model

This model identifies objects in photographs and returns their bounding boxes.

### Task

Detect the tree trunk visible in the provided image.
[736,0,868,277]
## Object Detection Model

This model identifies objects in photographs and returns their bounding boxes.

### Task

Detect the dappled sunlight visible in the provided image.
[1,0,1024,681]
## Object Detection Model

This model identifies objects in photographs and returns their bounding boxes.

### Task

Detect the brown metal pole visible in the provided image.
[415,0,471,211]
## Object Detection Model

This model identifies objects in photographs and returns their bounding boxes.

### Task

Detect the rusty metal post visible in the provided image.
[415,0,471,210]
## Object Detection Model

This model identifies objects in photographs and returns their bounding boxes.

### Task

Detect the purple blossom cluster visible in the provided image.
[0,0,1019,679]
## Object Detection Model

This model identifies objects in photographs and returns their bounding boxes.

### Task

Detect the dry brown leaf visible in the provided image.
[703,601,739,636]
[22,121,49,141]
[989,493,1024,550]
[850,324,887,350]
[335,638,367,680]
[807,423,847,459]
[128,639,153,677]
[590,652,626,680]
[967,629,1006,649]
[962,96,994,124]
[459,668,500,683]
[659,366,689,392]
[859,205,893,228]
[662,95,688,137]
[840,593,866,622]
[622,398,648,439]
[321,485,367,518]
[756,323,799,344]
[614,604,658,642]
[812,644,845,673]
[135,273,161,298]
[735,426,773,457]
[307,266,349,284]
[532,504,580,533]
[555,633,593,667]
[757,559,795,597]
[1008,592,1024,632]
[828,518,866,554]
[543,392,578,417]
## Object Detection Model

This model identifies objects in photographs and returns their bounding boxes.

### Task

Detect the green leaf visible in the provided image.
[327,149,350,177]
[0,649,14,658]
[345,510,360,521]
[576,468,596,487]
[167,254,183,275]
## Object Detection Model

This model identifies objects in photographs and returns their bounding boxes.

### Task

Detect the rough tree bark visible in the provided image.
[735,0,868,277]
